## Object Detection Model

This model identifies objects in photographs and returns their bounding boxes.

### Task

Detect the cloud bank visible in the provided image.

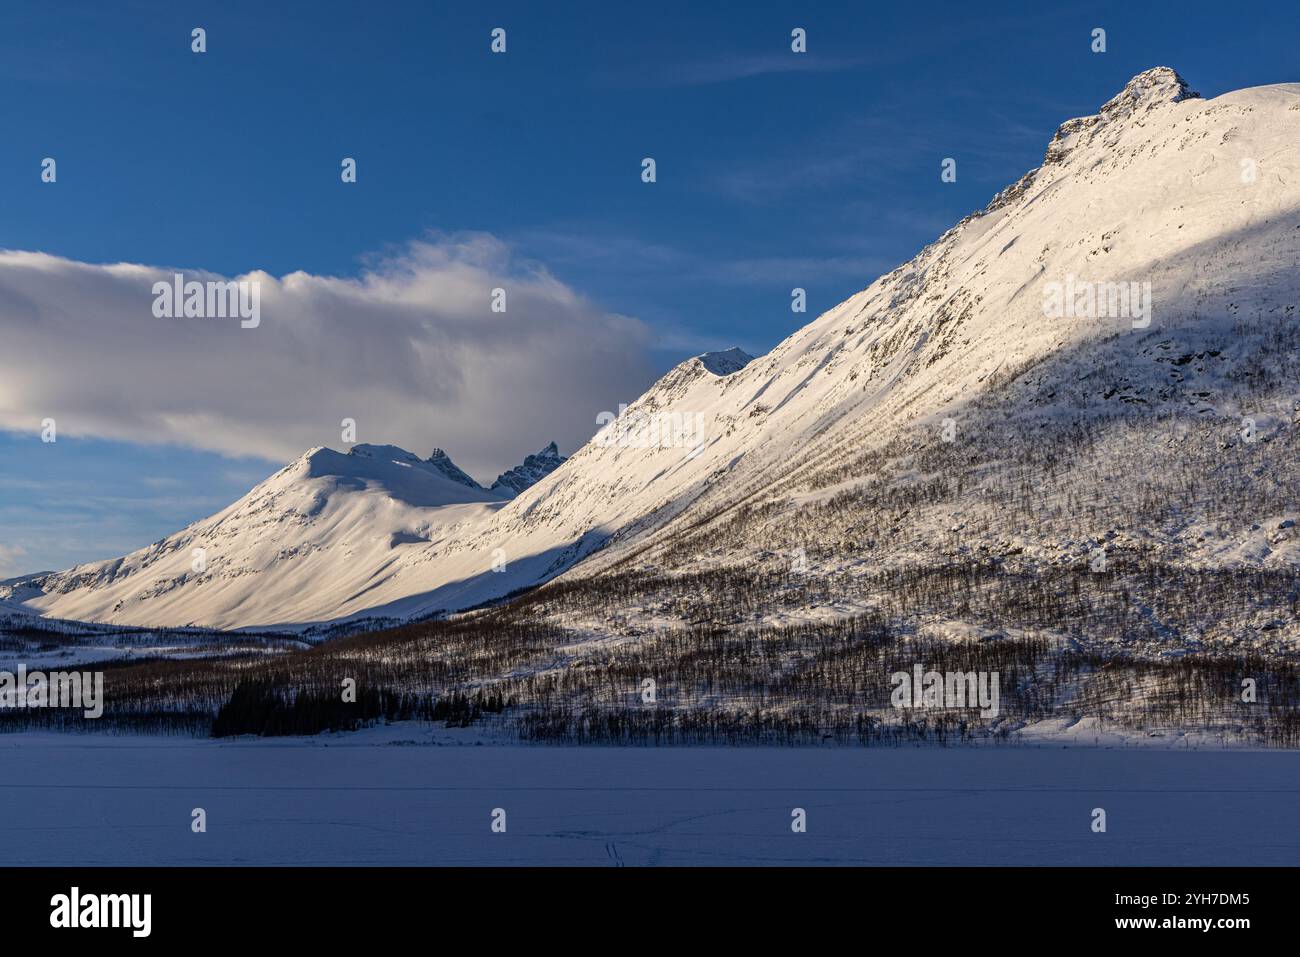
[0,235,656,480]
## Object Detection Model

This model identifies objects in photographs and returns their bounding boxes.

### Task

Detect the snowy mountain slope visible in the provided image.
[5,445,514,629]
[0,596,35,617]
[444,69,1300,726]
[11,68,1299,636]
[517,68,1300,581]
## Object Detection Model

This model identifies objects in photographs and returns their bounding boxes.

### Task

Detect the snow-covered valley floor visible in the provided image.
[3,729,1297,866]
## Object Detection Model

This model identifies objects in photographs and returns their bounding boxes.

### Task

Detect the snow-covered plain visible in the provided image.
[3,730,1298,866]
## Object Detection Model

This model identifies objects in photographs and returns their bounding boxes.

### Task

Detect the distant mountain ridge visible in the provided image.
[1,438,567,629]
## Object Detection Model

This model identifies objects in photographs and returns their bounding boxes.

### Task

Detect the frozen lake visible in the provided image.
[3,731,1298,866]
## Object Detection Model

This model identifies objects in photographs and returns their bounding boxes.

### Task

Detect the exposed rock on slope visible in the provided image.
[491,443,567,497]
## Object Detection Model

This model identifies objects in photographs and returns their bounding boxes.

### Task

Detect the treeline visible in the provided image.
[211,680,433,737]
[7,558,1300,746]
[516,706,1005,746]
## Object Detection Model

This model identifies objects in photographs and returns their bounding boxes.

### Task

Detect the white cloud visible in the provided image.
[0,234,656,480]
[0,543,27,579]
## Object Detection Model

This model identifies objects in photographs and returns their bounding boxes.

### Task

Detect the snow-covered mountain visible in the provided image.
[3,443,557,629]
[471,72,1291,571]
[9,68,1300,639]
[462,67,1300,642]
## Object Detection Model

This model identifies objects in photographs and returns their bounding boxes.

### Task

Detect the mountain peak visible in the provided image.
[348,443,423,465]
[346,443,477,485]
[425,448,483,489]
[1040,67,1200,170]
[491,442,567,497]
[301,443,490,498]
[1102,66,1200,118]
[696,348,754,376]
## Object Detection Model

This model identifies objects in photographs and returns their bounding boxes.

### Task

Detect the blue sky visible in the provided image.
[2,0,1298,575]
